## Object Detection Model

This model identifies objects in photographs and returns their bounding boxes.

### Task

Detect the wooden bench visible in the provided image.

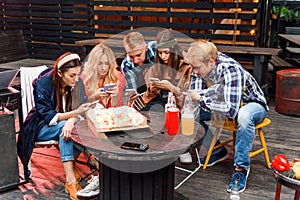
[0,30,54,70]
[269,55,294,69]
[278,34,300,62]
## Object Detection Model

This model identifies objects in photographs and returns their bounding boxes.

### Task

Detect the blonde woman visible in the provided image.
[78,44,126,198]
[82,43,125,108]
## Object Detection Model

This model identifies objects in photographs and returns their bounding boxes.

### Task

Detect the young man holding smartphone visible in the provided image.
[121,31,156,107]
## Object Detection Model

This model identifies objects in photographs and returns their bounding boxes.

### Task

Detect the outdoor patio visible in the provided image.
[0,99,299,200]
[0,1,299,200]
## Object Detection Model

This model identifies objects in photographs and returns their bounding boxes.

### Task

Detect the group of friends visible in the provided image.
[17,28,268,200]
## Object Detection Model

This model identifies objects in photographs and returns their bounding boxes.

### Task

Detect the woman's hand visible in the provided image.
[95,88,110,100]
[60,119,75,141]
[153,80,173,91]
[106,85,118,95]
[73,103,91,115]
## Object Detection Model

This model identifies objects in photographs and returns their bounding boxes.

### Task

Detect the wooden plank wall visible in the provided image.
[0,0,92,60]
[0,0,271,60]
[92,0,264,46]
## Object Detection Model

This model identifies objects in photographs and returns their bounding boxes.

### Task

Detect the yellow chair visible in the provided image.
[202,113,271,170]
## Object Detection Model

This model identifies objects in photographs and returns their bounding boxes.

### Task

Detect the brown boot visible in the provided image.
[73,164,82,182]
[65,181,82,200]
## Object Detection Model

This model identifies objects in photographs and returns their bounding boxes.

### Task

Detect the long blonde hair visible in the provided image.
[82,44,118,96]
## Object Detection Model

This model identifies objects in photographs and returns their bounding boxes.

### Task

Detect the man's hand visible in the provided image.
[188,90,200,101]
[125,89,140,101]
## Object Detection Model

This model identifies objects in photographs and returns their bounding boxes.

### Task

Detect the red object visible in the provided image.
[272,154,290,172]
[166,107,179,135]
[272,161,287,172]
[165,111,169,129]
[165,103,174,130]
[276,69,300,117]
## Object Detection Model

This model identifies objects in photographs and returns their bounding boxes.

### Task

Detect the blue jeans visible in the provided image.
[234,102,267,170]
[36,120,81,162]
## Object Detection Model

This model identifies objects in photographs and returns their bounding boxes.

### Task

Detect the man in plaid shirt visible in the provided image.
[184,40,268,193]
[121,31,156,94]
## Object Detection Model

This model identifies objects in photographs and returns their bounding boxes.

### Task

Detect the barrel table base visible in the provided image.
[100,162,175,200]
[276,69,300,117]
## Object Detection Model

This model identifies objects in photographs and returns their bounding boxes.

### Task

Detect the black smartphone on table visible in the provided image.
[120,142,149,152]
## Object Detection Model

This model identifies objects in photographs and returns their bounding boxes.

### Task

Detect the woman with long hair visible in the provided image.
[142,29,192,111]
[19,52,91,200]
[76,44,126,198]
[82,43,125,108]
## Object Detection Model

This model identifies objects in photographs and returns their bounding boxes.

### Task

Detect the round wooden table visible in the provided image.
[73,111,205,200]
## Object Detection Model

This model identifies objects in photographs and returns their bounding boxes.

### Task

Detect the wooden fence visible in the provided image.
[0,0,272,60]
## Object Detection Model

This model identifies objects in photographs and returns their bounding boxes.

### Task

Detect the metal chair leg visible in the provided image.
[175,148,201,190]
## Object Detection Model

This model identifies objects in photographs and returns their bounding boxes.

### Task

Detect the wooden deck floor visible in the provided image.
[0,99,299,200]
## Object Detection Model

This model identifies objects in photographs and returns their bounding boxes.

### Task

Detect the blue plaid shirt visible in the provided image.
[121,41,156,90]
[189,72,206,91]
[189,52,268,118]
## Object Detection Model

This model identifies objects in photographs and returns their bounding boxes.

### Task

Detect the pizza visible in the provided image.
[88,105,145,129]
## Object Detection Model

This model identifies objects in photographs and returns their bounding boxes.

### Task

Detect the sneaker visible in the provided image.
[65,181,82,200]
[76,175,100,198]
[227,168,250,193]
[200,146,229,167]
[179,152,193,165]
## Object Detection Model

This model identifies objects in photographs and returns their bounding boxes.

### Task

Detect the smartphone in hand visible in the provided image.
[149,77,160,82]
[104,83,116,91]
[88,100,99,107]
[125,88,137,96]
[125,88,136,92]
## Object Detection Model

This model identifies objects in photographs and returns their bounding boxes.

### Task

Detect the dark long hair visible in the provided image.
[155,29,184,79]
[53,52,82,113]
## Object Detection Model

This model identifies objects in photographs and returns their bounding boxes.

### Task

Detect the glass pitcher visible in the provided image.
[181,93,195,136]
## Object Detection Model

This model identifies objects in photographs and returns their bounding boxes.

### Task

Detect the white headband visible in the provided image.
[57,53,81,69]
